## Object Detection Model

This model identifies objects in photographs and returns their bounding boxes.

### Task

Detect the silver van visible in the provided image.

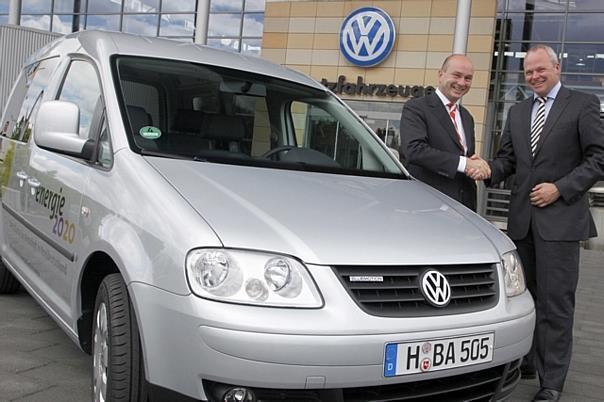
[0,31,534,402]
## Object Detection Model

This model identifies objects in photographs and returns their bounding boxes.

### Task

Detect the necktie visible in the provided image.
[530,96,547,156]
[447,103,465,153]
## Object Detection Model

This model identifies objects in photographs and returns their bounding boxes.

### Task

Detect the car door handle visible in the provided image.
[27,177,40,188]
[27,177,40,196]
[16,170,28,188]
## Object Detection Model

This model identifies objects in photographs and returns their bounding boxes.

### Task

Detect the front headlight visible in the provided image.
[502,250,526,297]
[186,248,323,307]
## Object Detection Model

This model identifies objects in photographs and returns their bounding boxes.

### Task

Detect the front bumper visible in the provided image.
[129,266,534,401]
[200,358,522,402]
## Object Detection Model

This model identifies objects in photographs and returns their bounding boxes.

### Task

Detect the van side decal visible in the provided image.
[2,202,75,262]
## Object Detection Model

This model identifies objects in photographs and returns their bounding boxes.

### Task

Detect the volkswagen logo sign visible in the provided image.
[420,270,451,307]
[339,7,396,67]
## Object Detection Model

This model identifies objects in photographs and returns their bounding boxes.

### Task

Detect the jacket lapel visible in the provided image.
[427,93,464,153]
[460,106,474,155]
[517,98,533,159]
[533,86,571,158]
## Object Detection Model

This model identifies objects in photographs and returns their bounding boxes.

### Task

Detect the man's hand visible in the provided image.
[530,183,560,207]
[465,154,491,180]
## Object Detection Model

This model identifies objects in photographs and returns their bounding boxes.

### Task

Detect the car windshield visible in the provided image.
[113,56,406,179]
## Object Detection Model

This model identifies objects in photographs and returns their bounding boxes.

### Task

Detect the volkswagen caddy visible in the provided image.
[0,31,534,402]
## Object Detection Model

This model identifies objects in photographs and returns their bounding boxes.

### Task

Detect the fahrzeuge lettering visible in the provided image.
[321,75,435,98]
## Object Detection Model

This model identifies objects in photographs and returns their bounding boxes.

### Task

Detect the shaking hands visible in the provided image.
[465,154,491,181]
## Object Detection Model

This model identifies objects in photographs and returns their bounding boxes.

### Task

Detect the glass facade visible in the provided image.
[347,100,404,159]
[207,0,264,55]
[13,0,197,38]
[1,0,263,54]
[0,0,10,24]
[3,0,601,128]
[487,0,604,159]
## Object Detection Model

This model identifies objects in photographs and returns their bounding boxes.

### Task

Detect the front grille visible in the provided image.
[332,264,498,317]
[203,359,522,402]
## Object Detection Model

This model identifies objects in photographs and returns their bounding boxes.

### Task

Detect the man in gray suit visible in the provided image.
[483,45,604,402]
[400,54,489,211]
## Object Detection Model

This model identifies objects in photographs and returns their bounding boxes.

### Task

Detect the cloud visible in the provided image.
[20,15,51,31]
[159,14,194,36]
[243,13,263,37]
[161,0,196,12]
[208,14,241,37]
[122,14,158,35]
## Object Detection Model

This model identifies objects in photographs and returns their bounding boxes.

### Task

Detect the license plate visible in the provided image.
[384,333,494,377]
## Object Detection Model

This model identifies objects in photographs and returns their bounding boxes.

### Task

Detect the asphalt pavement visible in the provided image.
[1,250,603,401]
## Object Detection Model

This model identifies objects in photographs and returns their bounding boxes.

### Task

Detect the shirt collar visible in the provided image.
[533,81,561,101]
[435,88,458,108]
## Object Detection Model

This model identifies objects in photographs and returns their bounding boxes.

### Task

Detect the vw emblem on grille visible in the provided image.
[420,270,451,307]
[339,7,396,67]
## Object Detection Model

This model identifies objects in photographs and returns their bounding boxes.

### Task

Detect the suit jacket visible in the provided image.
[489,86,604,241]
[400,92,477,210]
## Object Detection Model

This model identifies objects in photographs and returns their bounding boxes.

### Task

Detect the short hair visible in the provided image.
[440,54,471,71]
[526,44,559,65]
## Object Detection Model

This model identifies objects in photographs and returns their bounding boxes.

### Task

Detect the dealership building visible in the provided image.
[2,0,604,218]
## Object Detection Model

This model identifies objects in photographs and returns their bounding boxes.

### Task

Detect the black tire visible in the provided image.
[92,273,147,402]
[0,260,20,294]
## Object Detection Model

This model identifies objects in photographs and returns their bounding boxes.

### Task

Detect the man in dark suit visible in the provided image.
[483,45,604,402]
[400,54,489,211]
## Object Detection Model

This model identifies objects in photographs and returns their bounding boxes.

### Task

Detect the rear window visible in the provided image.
[2,57,59,143]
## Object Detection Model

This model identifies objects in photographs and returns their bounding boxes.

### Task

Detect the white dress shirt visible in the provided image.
[435,88,468,173]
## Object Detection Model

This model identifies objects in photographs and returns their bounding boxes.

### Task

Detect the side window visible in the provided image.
[1,57,59,142]
[58,60,102,139]
[290,101,361,169]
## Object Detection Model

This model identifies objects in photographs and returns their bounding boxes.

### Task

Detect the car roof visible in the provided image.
[28,30,325,91]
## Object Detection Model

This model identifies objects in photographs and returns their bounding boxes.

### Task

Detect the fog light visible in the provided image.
[245,278,268,301]
[223,387,256,402]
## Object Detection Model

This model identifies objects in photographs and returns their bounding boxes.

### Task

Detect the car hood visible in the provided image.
[147,158,508,265]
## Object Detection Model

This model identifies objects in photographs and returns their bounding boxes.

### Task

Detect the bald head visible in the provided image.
[441,54,473,72]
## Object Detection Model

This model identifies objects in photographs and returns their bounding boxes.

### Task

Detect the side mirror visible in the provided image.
[34,100,95,160]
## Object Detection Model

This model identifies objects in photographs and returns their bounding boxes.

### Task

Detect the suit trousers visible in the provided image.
[514,224,580,391]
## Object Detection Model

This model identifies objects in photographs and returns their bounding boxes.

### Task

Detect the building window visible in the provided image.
[83,0,196,41]
[6,0,265,50]
[346,100,404,160]
[487,0,604,161]
[0,0,9,22]
[159,13,195,36]
[207,0,265,56]
[85,14,120,31]
[13,0,195,41]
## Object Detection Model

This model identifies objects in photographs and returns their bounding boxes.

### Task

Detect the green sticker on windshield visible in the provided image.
[139,126,161,139]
